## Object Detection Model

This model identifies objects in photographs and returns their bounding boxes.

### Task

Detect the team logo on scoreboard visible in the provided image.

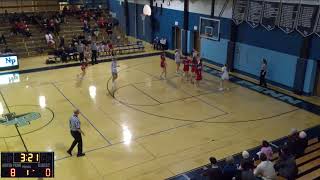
[0,112,41,127]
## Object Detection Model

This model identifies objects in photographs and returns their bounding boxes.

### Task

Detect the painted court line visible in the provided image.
[0,90,29,152]
[51,83,112,145]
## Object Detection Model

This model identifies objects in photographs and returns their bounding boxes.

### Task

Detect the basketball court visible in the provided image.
[0,55,319,179]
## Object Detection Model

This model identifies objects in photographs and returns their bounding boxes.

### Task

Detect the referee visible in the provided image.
[67,109,85,157]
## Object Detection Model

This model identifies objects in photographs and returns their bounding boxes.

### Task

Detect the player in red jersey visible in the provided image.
[160,52,167,79]
[190,52,197,84]
[78,61,88,79]
[195,55,202,87]
[182,55,191,82]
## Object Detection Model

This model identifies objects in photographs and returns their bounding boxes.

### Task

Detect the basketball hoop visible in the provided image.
[141,14,146,21]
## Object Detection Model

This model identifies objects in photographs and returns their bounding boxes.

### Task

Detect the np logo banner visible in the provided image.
[0,55,19,70]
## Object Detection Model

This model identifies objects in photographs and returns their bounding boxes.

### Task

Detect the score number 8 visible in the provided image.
[10,168,15,177]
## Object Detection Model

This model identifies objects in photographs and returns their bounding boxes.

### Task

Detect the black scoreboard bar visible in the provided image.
[1,152,54,178]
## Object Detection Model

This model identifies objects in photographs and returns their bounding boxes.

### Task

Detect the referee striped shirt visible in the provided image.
[69,115,80,131]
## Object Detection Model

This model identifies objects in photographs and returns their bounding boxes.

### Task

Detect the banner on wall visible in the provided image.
[315,10,320,36]
[232,0,249,25]
[278,0,300,34]
[296,0,320,37]
[261,0,281,31]
[246,0,264,28]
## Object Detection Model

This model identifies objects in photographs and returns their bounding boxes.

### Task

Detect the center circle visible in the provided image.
[0,105,54,138]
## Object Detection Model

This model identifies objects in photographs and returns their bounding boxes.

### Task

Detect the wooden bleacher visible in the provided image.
[253,137,320,180]
[0,11,134,58]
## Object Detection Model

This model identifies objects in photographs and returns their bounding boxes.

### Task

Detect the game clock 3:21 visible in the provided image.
[1,152,54,178]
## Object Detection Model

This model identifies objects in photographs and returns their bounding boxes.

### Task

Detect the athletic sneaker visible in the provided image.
[77,153,85,157]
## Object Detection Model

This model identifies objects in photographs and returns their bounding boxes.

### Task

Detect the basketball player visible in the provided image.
[195,55,202,87]
[174,49,181,74]
[111,54,119,94]
[84,44,91,63]
[190,52,197,84]
[220,64,229,91]
[160,52,167,79]
[182,55,191,82]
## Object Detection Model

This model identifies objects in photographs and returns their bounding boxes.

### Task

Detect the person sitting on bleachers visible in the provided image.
[254,153,276,180]
[295,131,308,157]
[60,47,68,63]
[239,151,255,171]
[274,146,298,180]
[0,34,7,45]
[106,21,113,36]
[98,42,105,57]
[222,156,238,180]
[257,140,273,160]
[160,38,167,50]
[153,36,159,50]
[97,16,106,28]
[202,157,223,180]
[241,164,257,180]
[4,46,13,53]
[66,44,78,61]
[59,36,65,48]
[45,32,55,48]
[286,129,300,156]
[17,21,32,37]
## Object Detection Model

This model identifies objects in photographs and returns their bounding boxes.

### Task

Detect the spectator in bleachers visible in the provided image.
[107,40,113,56]
[241,164,257,180]
[60,47,68,63]
[17,21,32,37]
[239,151,255,171]
[160,38,167,50]
[71,35,78,46]
[98,42,105,56]
[97,16,106,28]
[76,42,84,62]
[202,157,223,180]
[258,140,273,160]
[59,36,65,48]
[66,44,77,61]
[286,129,300,156]
[4,46,13,53]
[274,146,298,180]
[92,23,99,38]
[91,41,98,65]
[254,153,276,180]
[78,33,85,43]
[295,131,308,157]
[106,21,113,36]
[153,37,159,50]
[0,34,7,45]
[45,32,55,48]
[222,156,238,180]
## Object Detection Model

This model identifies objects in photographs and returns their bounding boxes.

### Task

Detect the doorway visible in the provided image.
[193,31,200,52]
[314,61,320,96]
[172,26,181,50]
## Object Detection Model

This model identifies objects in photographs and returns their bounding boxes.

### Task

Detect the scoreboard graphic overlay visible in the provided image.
[1,152,54,178]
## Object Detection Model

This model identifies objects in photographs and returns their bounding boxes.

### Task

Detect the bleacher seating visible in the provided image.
[168,131,320,180]
[0,10,137,58]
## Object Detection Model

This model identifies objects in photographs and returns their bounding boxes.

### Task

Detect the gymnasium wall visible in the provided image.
[108,0,320,95]
[0,0,59,13]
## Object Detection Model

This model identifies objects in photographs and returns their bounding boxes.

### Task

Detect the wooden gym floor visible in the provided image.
[0,55,319,180]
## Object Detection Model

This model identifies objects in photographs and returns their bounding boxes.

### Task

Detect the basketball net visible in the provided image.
[141,13,150,36]
[141,14,146,21]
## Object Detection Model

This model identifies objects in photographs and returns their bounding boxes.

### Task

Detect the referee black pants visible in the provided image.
[68,131,83,154]
[91,50,97,64]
